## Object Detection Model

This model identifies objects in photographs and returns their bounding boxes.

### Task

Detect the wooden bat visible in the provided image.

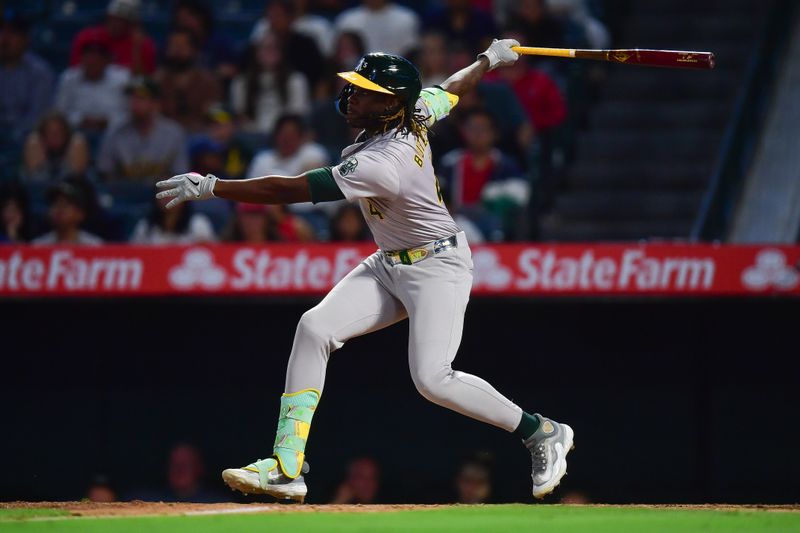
[511,46,715,70]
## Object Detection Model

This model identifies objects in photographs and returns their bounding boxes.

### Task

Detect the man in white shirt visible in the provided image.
[334,0,420,56]
[55,32,130,132]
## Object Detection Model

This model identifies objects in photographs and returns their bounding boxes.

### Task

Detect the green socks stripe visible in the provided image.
[514,412,541,440]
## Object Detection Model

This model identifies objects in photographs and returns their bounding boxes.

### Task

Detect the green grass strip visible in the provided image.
[1,505,798,532]
[0,508,70,521]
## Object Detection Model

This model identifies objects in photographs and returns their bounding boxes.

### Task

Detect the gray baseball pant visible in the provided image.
[284,233,524,432]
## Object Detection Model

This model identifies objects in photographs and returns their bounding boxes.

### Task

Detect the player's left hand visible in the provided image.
[478,38,521,71]
[155,172,217,209]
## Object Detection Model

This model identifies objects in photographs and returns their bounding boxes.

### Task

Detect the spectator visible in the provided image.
[55,31,131,133]
[251,0,335,58]
[97,78,189,183]
[246,114,327,179]
[330,204,370,242]
[32,181,103,245]
[172,0,237,82]
[224,202,313,243]
[130,192,215,244]
[250,0,326,89]
[154,29,222,133]
[231,34,311,136]
[204,104,252,179]
[23,112,90,182]
[423,0,496,53]
[455,452,493,504]
[418,31,450,87]
[331,457,380,504]
[335,0,420,56]
[547,0,610,49]
[190,137,227,180]
[0,11,54,143]
[507,0,569,49]
[86,475,117,503]
[69,0,158,75]
[0,184,33,243]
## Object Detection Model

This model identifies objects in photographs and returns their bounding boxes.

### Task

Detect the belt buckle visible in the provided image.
[433,235,456,255]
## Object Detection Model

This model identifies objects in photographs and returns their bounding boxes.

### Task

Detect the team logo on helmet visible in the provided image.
[338,157,358,176]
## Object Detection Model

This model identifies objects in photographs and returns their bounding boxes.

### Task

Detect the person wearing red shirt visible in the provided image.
[69,0,157,75]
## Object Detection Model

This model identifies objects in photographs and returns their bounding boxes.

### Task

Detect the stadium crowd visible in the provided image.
[0,0,609,245]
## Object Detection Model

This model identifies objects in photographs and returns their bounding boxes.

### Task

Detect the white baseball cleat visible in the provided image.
[222,457,309,503]
[524,416,575,499]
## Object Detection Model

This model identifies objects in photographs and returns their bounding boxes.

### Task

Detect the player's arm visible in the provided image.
[155,168,344,209]
[440,39,520,97]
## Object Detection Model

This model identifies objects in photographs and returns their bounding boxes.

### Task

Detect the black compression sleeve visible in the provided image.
[306,167,345,204]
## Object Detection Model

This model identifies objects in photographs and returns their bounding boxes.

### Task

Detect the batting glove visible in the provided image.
[155,172,218,209]
[478,39,521,70]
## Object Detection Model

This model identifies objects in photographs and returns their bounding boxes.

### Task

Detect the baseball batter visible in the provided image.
[156,39,573,502]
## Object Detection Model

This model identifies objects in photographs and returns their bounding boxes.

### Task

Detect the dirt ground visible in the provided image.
[1,501,799,518]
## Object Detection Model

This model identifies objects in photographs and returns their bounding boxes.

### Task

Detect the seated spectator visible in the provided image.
[97,78,189,183]
[55,31,131,133]
[204,105,252,179]
[330,204,370,242]
[440,110,521,210]
[69,0,158,75]
[423,0,496,53]
[190,137,227,179]
[172,0,237,83]
[154,29,221,133]
[247,114,327,178]
[86,475,117,503]
[224,202,314,243]
[316,31,366,101]
[454,452,494,504]
[130,193,215,244]
[32,181,103,245]
[331,457,381,504]
[250,1,326,90]
[251,0,335,58]
[418,31,450,87]
[507,0,569,48]
[23,113,90,182]
[231,34,311,136]
[0,183,33,243]
[0,11,54,143]
[127,444,226,502]
[335,0,420,56]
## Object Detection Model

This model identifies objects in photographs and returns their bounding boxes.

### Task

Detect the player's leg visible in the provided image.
[398,243,574,498]
[222,254,407,501]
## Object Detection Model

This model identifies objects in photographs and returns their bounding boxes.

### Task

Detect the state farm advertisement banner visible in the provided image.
[0,244,798,297]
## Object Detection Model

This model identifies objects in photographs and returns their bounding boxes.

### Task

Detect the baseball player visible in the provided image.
[156,39,574,502]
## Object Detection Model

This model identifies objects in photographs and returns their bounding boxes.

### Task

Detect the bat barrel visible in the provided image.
[602,49,715,70]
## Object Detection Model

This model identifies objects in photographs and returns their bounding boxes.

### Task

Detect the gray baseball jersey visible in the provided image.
[331,88,461,251]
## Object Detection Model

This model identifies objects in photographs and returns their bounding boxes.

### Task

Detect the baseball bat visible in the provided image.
[511,46,715,70]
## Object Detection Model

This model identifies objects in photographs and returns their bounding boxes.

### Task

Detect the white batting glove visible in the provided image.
[478,38,521,70]
[155,172,218,209]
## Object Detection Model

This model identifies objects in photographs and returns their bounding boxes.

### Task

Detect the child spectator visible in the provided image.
[130,192,215,244]
[69,0,158,75]
[23,113,90,183]
[0,184,33,243]
[97,78,189,183]
[335,0,420,56]
[224,202,314,243]
[329,204,370,242]
[231,34,311,136]
[154,29,221,133]
[55,32,131,133]
[32,181,103,245]
[0,11,54,143]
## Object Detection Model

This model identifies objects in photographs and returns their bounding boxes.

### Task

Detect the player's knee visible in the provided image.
[296,309,335,349]
[411,367,450,404]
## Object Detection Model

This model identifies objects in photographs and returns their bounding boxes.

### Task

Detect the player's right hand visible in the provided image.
[155,172,217,209]
[478,38,521,71]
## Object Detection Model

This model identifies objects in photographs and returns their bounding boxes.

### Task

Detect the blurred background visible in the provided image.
[1,0,799,505]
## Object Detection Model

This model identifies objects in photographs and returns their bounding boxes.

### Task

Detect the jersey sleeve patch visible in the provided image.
[419,87,459,127]
[331,149,401,201]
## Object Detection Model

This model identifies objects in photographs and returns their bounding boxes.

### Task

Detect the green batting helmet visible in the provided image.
[336,53,422,118]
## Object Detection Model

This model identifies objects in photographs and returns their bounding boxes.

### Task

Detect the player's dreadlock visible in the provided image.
[382,104,431,139]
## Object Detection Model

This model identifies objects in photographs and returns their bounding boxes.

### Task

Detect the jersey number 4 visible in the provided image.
[367,199,384,219]
[434,175,444,204]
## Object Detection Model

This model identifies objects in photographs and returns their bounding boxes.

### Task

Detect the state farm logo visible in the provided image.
[169,248,226,290]
[472,249,512,289]
[741,249,799,291]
